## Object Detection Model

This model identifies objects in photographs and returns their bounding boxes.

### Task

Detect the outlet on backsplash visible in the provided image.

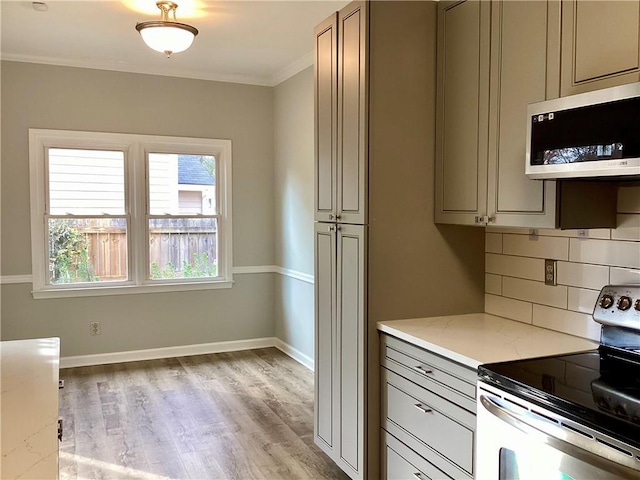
[544,259,557,286]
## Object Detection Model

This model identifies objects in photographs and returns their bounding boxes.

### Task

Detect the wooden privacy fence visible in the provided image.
[81,228,217,280]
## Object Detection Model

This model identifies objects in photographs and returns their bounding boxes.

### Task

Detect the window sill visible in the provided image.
[31,280,234,299]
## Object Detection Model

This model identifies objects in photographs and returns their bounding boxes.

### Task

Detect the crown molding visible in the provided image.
[0,53,274,87]
[1,50,314,87]
[270,51,313,86]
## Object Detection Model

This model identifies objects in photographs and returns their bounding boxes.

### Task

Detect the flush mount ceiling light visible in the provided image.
[135,1,198,58]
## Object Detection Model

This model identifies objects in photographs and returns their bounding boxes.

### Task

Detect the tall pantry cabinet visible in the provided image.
[313,2,486,479]
[313,3,367,478]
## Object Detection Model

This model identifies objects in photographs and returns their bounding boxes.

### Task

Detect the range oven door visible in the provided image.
[476,383,640,480]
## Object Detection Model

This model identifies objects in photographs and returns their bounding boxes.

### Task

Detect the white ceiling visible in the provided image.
[0,0,348,86]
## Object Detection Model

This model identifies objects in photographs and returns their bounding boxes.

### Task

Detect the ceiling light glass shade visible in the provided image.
[136,22,198,55]
[135,2,198,57]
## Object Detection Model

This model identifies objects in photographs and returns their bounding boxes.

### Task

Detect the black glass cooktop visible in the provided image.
[479,347,640,449]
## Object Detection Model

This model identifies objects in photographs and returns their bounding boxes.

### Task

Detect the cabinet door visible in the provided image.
[435,0,491,225]
[486,1,559,228]
[336,223,367,479]
[314,222,337,456]
[314,14,338,223]
[337,2,368,225]
[561,0,640,96]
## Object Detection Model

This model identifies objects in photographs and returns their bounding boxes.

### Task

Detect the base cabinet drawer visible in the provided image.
[386,381,473,473]
[383,369,475,477]
[383,430,451,480]
[380,333,476,480]
[381,334,476,413]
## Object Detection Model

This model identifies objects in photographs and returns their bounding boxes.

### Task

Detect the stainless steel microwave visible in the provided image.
[526,82,640,180]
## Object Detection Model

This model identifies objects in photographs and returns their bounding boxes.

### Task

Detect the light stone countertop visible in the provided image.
[378,313,598,369]
[1,337,60,480]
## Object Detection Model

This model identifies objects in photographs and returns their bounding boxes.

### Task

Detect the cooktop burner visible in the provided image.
[479,284,640,449]
[479,347,640,448]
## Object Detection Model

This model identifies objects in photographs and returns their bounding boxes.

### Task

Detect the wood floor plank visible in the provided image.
[59,347,349,480]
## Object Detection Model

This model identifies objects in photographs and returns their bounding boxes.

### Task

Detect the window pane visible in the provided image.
[148,153,216,215]
[48,149,125,215]
[48,218,128,284]
[149,218,218,279]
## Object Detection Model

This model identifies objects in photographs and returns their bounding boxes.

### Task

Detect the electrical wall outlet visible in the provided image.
[544,259,557,286]
[90,321,101,336]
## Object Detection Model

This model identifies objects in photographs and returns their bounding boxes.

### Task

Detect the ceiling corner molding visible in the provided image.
[270,51,314,87]
[0,54,273,87]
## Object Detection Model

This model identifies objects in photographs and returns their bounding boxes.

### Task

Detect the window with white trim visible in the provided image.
[29,129,233,298]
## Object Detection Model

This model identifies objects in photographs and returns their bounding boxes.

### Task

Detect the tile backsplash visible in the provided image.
[485,185,640,341]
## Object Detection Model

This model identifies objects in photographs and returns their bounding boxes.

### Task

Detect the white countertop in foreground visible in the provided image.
[378,313,598,369]
[1,337,60,480]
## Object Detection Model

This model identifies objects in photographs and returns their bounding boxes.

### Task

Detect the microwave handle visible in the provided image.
[479,394,639,479]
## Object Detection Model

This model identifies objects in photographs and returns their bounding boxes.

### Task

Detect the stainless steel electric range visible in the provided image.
[476,284,640,479]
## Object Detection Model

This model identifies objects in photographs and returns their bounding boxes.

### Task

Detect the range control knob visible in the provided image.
[635,299,640,312]
[600,294,615,309]
[617,296,632,311]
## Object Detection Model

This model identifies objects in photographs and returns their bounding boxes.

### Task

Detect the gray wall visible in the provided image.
[0,61,276,356]
[367,1,485,323]
[273,67,315,361]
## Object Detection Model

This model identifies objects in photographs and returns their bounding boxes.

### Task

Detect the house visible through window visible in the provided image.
[47,148,128,284]
[29,129,233,298]
[148,153,218,280]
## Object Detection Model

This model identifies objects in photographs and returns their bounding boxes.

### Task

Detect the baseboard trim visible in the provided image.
[274,338,314,371]
[60,336,315,370]
[60,337,276,368]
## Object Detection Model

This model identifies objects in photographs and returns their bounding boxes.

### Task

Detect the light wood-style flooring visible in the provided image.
[58,348,349,480]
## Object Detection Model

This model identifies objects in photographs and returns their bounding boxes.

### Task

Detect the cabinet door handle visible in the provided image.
[335,214,341,220]
[413,365,433,375]
[58,419,63,441]
[414,403,433,414]
[329,225,336,232]
[474,215,495,225]
[329,214,334,220]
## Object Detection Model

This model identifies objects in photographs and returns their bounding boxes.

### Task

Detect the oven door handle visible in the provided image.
[479,394,640,479]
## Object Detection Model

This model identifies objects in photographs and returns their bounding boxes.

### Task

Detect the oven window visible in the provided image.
[499,448,575,480]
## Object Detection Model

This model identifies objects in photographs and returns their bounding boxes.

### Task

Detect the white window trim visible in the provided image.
[29,129,233,299]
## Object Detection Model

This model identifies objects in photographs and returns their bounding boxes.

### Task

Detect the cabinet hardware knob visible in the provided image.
[329,225,336,232]
[329,214,334,220]
[414,403,433,414]
[335,214,341,220]
[413,365,433,375]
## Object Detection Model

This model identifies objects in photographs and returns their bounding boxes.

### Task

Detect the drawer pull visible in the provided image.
[412,365,433,375]
[414,403,433,414]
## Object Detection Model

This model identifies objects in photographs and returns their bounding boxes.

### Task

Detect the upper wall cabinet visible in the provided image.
[436,0,560,228]
[486,0,560,228]
[314,4,367,225]
[561,0,640,96]
[435,0,491,226]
